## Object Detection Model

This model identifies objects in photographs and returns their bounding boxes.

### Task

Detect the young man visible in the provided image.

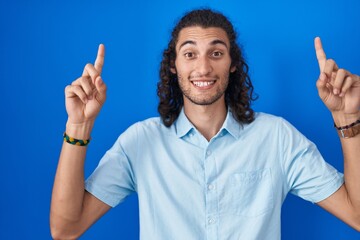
[50,9,360,239]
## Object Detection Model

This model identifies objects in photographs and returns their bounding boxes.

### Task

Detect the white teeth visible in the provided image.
[192,81,215,87]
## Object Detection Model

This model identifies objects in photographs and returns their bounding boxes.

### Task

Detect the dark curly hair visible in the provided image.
[157,8,257,127]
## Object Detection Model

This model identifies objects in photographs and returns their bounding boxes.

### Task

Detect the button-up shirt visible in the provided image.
[85,109,343,239]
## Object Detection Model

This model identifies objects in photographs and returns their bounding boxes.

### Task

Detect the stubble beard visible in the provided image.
[178,74,229,106]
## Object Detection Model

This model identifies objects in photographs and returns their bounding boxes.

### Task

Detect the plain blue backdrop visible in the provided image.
[0,0,359,239]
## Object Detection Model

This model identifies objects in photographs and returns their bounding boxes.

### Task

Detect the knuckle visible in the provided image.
[85,63,100,78]
[316,80,322,88]
[72,85,83,94]
[346,75,353,82]
[64,85,72,95]
[327,58,335,64]
[79,76,91,84]
[78,76,86,83]
[338,68,346,75]
[71,77,82,85]
[71,85,79,90]
[85,63,93,69]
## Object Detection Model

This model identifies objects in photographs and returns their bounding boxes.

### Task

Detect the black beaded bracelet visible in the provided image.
[334,119,360,130]
[63,132,91,146]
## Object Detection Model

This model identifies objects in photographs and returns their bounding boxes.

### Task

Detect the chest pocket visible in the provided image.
[225,168,274,217]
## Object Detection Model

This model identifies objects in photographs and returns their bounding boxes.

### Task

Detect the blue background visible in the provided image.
[0,0,359,239]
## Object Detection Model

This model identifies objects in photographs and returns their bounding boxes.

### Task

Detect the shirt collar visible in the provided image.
[175,108,195,138]
[175,108,242,139]
[221,109,242,139]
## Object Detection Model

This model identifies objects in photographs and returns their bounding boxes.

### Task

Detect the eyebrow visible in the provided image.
[178,39,229,51]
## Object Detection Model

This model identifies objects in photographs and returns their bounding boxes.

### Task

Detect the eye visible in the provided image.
[212,51,223,58]
[184,52,195,59]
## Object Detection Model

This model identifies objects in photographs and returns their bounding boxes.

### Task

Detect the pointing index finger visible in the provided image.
[315,37,326,72]
[82,44,105,77]
[94,43,105,74]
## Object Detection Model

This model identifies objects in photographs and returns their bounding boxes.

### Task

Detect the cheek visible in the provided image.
[175,65,190,79]
[177,74,190,86]
[216,63,231,81]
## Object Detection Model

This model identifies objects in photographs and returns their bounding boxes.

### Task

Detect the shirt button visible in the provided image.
[206,150,211,156]
[208,218,216,224]
[208,184,215,190]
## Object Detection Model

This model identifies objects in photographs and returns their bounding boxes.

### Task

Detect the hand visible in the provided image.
[65,44,107,125]
[315,37,360,119]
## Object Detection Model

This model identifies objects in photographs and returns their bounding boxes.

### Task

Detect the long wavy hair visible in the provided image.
[157,9,257,127]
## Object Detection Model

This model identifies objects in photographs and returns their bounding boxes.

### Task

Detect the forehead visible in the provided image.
[176,26,230,50]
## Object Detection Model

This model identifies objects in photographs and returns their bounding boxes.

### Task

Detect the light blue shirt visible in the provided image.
[85,109,344,239]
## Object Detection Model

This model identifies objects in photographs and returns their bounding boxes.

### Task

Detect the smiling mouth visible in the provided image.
[191,80,216,87]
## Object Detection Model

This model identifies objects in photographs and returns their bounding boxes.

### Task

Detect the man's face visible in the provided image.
[172,26,235,106]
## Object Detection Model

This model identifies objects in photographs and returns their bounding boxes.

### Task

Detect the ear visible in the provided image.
[230,66,236,73]
[170,67,177,74]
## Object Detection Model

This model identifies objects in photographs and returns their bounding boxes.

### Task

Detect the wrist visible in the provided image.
[331,111,360,127]
[332,111,360,139]
[65,120,94,139]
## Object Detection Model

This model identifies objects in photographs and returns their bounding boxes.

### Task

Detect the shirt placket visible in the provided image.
[204,146,219,240]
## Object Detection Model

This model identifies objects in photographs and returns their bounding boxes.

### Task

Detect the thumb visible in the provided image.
[95,76,107,103]
[316,72,330,101]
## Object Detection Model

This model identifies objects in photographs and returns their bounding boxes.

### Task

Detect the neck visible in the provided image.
[183,98,227,141]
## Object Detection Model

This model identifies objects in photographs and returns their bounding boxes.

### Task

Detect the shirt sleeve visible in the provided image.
[279,118,344,203]
[85,124,138,207]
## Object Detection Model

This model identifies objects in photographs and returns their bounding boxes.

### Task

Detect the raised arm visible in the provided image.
[50,44,111,239]
[314,37,360,231]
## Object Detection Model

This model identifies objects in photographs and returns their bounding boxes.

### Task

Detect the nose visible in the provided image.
[195,55,213,76]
